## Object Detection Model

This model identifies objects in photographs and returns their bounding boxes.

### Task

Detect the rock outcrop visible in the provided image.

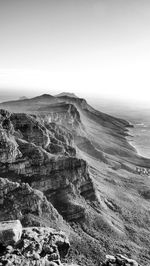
[11,113,51,149]
[9,111,76,157]
[102,254,138,266]
[38,102,81,127]
[0,110,21,163]
[0,178,64,229]
[0,223,70,266]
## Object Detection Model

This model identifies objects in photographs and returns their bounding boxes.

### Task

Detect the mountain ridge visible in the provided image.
[0,93,150,265]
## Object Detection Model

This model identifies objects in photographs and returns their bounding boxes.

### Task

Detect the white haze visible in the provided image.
[0,0,150,107]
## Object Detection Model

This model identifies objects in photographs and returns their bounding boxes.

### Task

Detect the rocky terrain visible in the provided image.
[0,220,70,266]
[0,93,150,265]
[0,221,139,266]
[102,254,138,266]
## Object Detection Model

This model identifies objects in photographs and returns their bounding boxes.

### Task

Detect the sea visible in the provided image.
[91,99,150,159]
[127,120,150,159]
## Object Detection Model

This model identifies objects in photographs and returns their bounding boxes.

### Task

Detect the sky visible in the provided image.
[0,0,150,106]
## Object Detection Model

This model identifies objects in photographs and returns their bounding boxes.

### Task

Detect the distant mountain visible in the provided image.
[19,96,28,100]
[0,93,150,265]
[55,92,78,98]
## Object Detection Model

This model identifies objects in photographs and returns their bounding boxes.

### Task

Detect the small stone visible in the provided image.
[43,245,54,254]
[47,252,59,261]
[6,245,13,253]
[45,260,58,266]
[48,262,59,266]
[104,254,139,266]
[33,252,40,260]
[106,255,116,263]
[116,254,138,266]
[26,252,31,258]
[49,247,54,254]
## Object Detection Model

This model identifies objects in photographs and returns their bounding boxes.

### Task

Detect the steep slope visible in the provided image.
[0,178,65,229]
[1,94,135,164]
[0,110,96,220]
[0,94,58,113]
[0,95,150,265]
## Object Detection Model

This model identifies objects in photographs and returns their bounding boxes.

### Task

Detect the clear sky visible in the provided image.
[0,0,150,106]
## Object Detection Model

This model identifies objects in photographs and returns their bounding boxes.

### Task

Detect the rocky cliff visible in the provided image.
[0,178,64,229]
[0,94,150,265]
[0,109,97,224]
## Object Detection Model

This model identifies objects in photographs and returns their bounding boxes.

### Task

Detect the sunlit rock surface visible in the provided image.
[0,225,70,266]
[0,220,22,246]
[102,254,138,266]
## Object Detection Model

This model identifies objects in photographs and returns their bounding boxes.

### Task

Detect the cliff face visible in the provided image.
[0,110,21,163]
[0,109,97,223]
[11,112,76,156]
[0,178,64,229]
[38,103,81,129]
[11,113,50,148]
[1,94,150,266]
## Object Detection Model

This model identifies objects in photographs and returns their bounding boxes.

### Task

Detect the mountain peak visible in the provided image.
[36,94,54,98]
[56,92,78,98]
[19,96,28,100]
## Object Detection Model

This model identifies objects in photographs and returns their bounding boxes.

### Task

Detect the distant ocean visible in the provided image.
[92,100,150,159]
[127,121,150,159]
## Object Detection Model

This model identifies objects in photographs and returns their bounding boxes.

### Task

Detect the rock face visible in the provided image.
[0,110,21,163]
[102,254,138,266]
[38,102,81,127]
[0,94,150,266]
[0,220,22,246]
[0,226,70,266]
[0,109,97,222]
[0,178,64,228]
[11,113,50,148]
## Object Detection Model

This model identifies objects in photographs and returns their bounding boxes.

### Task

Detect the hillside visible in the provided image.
[0,94,150,265]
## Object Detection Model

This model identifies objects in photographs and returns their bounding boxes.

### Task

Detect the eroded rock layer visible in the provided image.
[0,109,97,223]
[0,178,64,229]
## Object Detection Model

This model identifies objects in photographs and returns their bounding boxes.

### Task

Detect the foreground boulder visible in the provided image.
[0,220,22,246]
[102,254,138,266]
[0,226,70,266]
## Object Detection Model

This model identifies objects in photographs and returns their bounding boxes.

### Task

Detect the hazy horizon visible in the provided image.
[1,89,150,114]
[1,0,150,106]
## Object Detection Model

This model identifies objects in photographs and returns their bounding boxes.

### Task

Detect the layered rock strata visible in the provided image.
[0,178,64,228]
[0,109,97,222]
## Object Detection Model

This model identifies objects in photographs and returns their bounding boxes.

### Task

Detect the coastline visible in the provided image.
[126,124,150,159]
